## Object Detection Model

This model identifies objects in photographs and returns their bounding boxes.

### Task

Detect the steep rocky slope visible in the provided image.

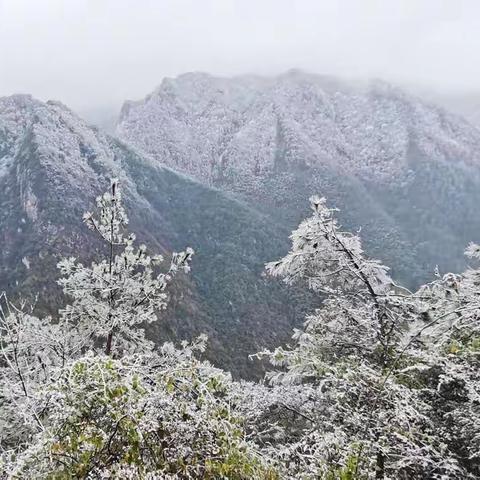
[117,70,480,286]
[0,94,311,378]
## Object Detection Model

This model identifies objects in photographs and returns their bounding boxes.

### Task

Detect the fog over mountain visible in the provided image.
[2,0,480,114]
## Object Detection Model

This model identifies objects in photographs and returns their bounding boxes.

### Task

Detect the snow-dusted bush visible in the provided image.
[3,340,275,479]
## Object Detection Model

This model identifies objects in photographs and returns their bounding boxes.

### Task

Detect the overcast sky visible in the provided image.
[1,0,480,113]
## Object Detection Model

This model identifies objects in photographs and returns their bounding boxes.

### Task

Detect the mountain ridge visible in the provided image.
[117,70,480,182]
[5,71,480,375]
[117,70,480,287]
[0,93,311,378]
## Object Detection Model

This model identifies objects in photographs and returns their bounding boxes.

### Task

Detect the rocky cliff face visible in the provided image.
[0,94,309,378]
[117,71,480,286]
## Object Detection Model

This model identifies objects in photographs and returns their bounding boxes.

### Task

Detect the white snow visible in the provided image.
[117,71,480,185]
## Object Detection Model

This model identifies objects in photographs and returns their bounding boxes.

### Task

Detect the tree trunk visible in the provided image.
[105,330,113,356]
[376,451,385,479]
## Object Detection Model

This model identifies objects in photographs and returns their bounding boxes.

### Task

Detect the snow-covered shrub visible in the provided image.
[3,340,275,479]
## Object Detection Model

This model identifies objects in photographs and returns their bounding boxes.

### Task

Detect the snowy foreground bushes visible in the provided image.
[1,181,479,479]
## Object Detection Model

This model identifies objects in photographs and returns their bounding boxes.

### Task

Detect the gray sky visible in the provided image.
[1,0,480,113]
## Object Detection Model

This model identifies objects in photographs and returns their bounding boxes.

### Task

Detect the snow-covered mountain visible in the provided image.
[117,70,480,286]
[0,94,308,378]
[117,70,480,183]
[4,73,480,375]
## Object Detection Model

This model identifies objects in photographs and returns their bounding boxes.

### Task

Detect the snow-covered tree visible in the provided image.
[1,180,195,449]
[0,181,279,479]
[257,196,465,479]
[0,293,81,448]
[409,243,480,477]
[265,195,412,367]
[57,179,194,356]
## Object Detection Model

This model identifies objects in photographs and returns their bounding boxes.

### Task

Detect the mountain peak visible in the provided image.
[117,72,480,186]
[0,94,126,217]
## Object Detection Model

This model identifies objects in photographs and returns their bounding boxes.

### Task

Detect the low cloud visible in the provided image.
[1,0,479,111]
